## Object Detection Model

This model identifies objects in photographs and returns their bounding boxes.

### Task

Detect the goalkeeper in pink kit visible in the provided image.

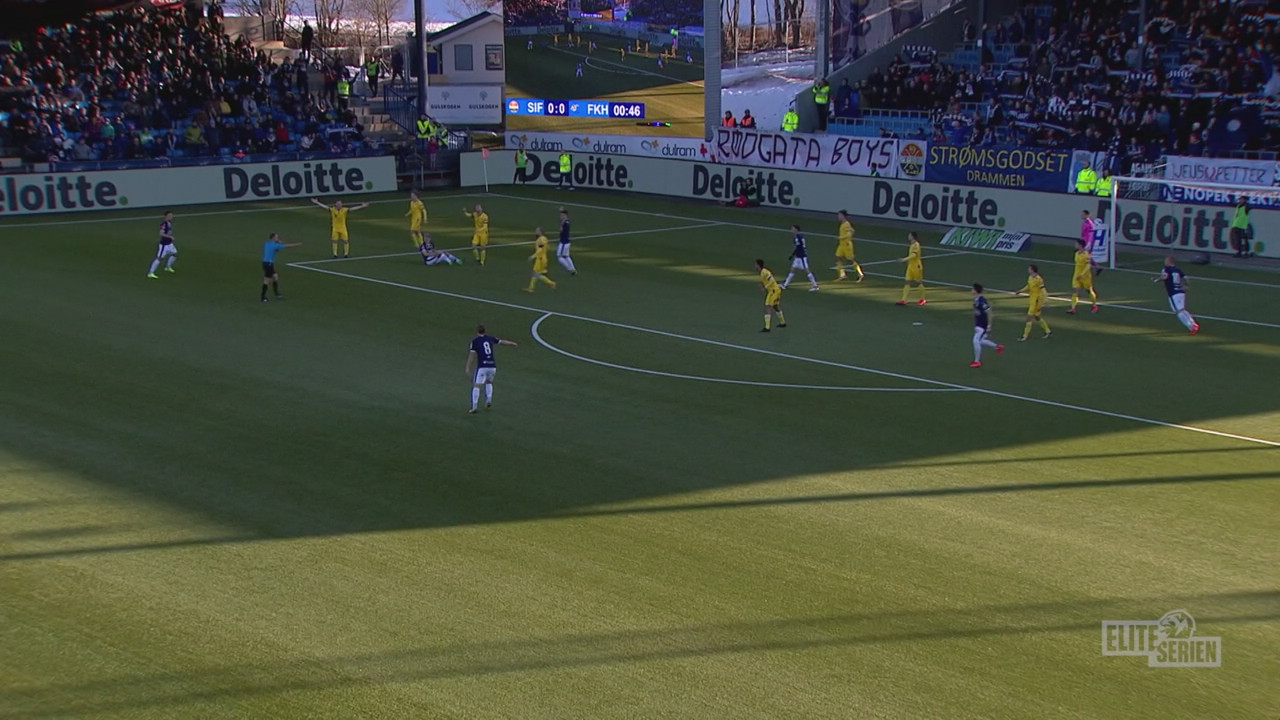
[1081,210,1103,275]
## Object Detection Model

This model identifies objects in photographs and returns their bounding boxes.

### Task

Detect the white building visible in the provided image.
[428,11,504,85]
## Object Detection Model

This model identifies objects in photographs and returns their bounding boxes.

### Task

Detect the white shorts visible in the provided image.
[474,367,496,385]
[1168,293,1187,313]
[557,242,571,258]
[155,243,177,259]
[790,257,810,271]
[973,326,990,342]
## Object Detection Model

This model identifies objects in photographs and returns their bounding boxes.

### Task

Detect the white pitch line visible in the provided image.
[485,192,1280,291]
[545,45,705,88]
[289,222,723,266]
[854,249,968,268]
[530,313,968,393]
[286,263,1280,448]
[0,192,483,229]
[857,270,1280,330]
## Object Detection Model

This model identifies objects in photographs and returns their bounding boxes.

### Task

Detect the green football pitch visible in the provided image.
[2,186,1278,718]
[505,32,706,137]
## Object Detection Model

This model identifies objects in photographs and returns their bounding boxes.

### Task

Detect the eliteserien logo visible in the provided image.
[1102,610,1221,668]
[223,162,371,199]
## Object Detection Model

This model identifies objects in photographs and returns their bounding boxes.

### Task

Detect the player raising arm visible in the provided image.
[405,191,427,248]
[310,197,369,258]
[261,233,302,302]
[463,204,490,265]
[1069,239,1099,314]
[970,283,1004,368]
[465,325,518,413]
[756,258,787,332]
[1154,256,1200,334]
[1014,264,1052,341]
[834,210,864,282]
[896,232,927,305]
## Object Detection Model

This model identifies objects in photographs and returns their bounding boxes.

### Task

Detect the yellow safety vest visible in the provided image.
[337,80,350,97]
[416,119,432,138]
[1094,176,1112,197]
[813,84,830,105]
[782,111,799,132]
[559,153,571,172]
[1075,168,1097,194]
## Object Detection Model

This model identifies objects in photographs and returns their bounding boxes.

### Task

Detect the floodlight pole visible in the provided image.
[815,0,830,81]
[704,0,721,142]
[415,0,429,116]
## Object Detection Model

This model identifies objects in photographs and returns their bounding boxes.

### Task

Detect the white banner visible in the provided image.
[1163,155,1279,187]
[1090,227,1111,264]
[428,85,504,125]
[940,227,1032,253]
[461,150,1278,258]
[711,128,919,179]
[506,131,710,160]
[0,156,396,216]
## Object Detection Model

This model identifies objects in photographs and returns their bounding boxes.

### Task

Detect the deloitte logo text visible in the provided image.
[690,166,797,206]
[0,174,123,213]
[1097,200,1241,251]
[223,162,370,199]
[871,181,1002,227]
[518,152,632,189]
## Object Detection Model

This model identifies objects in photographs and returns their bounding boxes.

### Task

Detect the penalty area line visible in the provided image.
[287,263,1280,448]
[531,313,969,392]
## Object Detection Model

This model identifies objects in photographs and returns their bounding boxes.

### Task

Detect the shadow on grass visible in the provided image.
[3,590,1273,718]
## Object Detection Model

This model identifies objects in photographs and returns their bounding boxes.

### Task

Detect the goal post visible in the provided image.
[1108,174,1280,268]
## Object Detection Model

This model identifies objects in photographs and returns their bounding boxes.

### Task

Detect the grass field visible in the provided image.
[2,186,1278,719]
[504,32,706,137]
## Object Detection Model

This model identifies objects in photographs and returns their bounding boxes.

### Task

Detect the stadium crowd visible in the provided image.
[0,3,369,165]
[838,0,1279,161]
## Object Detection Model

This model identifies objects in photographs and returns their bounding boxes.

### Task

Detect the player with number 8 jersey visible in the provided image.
[465,325,518,413]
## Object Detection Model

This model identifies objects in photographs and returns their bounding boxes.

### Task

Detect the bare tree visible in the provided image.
[783,0,804,46]
[353,0,400,46]
[314,0,347,47]
[233,0,298,38]
[772,0,783,45]
[444,0,499,21]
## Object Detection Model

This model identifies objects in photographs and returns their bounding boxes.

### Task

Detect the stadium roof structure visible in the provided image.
[427,11,501,44]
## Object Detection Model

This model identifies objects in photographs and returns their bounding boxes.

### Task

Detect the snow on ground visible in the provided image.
[720,52,816,132]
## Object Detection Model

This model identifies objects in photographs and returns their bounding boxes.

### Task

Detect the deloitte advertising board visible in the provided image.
[0,157,396,216]
[463,151,1277,258]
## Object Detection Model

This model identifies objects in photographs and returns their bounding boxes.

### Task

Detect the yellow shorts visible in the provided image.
[1028,298,1045,315]
[472,233,489,247]
[836,245,854,261]
[331,229,349,241]
[1073,272,1093,290]
[410,220,423,232]
[765,288,782,306]
[905,266,923,283]
[533,263,548,275]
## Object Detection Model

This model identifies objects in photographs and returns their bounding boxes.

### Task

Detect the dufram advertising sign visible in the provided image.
[462,150,1277,258]
[0,157,396,216]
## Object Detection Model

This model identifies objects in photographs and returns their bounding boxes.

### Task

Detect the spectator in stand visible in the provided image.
[301,21,315,62]
[391,50,404,83]
[365,56,380,96]
[835,79,853,118]
[812,77,831,131]
[740,109,757,129]
[722,110,737,128]
[184,122,206,154]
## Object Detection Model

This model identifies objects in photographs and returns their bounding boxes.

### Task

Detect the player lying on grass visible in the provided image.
[419,233,462,265]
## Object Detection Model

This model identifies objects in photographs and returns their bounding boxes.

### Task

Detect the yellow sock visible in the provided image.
[540,274,555,287]
[776,311,785,325]
[526,277,537,291]
[1040,319,1051,334]
[836,261,846,279]
[412,235,420,247]
[332,241,338,256]
[1089,288,1098,305]
[918,285,927,300]
[855,263,864,279]
[479,248,487,265]
[901,285,910,301]
[764,314,771,330]
[1071,293,1079,309]
[1022,321,1033,339]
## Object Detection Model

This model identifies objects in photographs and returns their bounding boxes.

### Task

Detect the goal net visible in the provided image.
[1105,174,1278,269]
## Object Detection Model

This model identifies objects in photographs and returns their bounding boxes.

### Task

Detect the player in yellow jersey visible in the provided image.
[405,191,427,248]
[310,197,369,258]
[1068,239,1099,314]
[463,203,490,265]
[1014,264,1053,340]
[834,210,864,281]
[523,227,558,293]
[756,258,787,331]
[896,232,927,305]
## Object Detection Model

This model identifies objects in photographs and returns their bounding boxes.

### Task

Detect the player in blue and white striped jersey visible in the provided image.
[970,283,1004,368]
[780,225,819,292]
[556,208,577,275]
[146,211,177,279]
